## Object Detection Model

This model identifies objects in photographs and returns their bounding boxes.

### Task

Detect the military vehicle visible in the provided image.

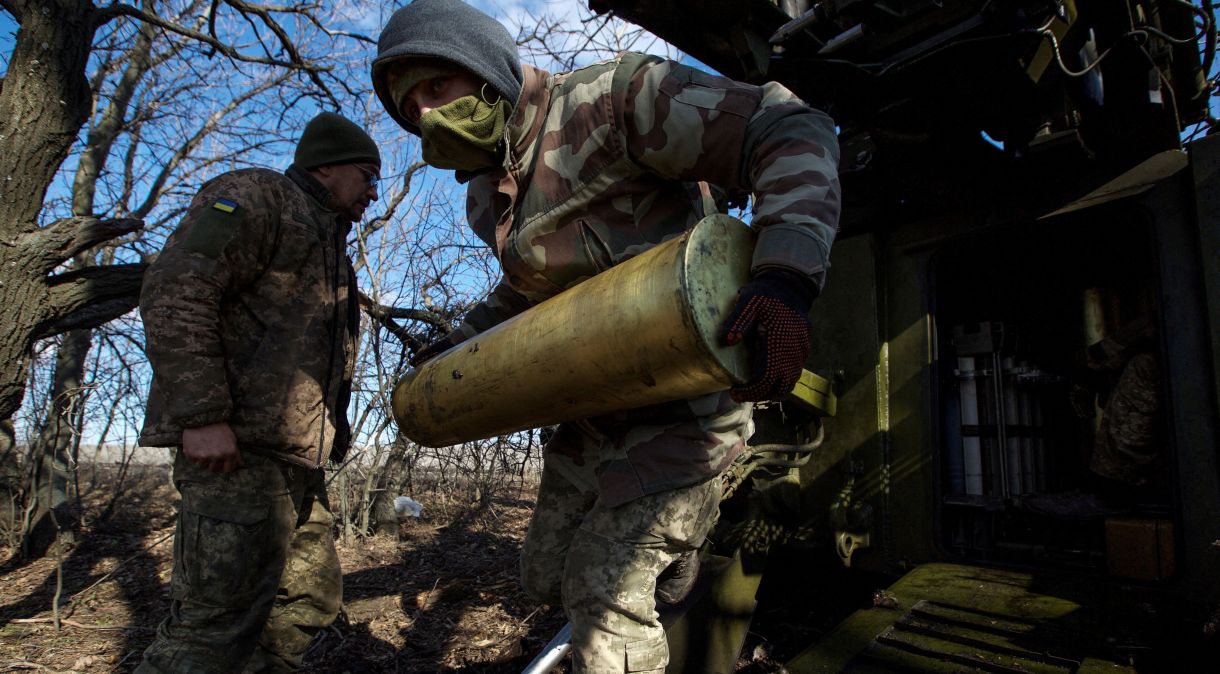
[580,1,1220,671]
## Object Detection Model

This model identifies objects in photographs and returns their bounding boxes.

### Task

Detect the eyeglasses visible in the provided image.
[354,164,380,190]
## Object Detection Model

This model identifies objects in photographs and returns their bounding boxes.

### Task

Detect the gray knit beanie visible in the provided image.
[371,0,523,135]
[294,112,381,169]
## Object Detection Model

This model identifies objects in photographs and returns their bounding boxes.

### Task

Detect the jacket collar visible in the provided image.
[461,65,552,254]
[453,65,552,185]
[286,164,336,211]
[285,163,356,235]
[505,64,551,165]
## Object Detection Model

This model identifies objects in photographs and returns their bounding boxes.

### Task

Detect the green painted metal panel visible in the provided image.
[786,562,1149,673]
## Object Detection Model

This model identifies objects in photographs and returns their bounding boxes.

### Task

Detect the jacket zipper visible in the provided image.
[316,220,342,468]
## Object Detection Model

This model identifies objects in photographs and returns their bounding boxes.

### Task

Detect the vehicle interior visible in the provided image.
[589,1,1220,670]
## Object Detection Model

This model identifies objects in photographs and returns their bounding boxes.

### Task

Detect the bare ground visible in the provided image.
[0,465,570,673]
[0,464,874,674]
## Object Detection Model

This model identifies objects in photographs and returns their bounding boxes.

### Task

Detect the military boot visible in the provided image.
[656,549,701,604]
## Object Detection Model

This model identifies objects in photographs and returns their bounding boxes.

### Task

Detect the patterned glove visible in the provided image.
[719,270,816,402]
[409,332,463,367]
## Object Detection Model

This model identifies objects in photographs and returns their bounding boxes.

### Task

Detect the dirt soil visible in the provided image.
[0,465,855,673]
[0,465,571,673]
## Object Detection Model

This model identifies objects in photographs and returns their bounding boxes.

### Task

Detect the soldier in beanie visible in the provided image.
[373,1,841,671]
[135,112,381,673]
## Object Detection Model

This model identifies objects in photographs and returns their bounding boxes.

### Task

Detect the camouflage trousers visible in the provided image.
[1091,352,1162,486]
[136,451,341,674]
[521,398,749,674]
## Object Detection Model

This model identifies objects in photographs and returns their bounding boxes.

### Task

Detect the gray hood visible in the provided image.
[371,0,524,135]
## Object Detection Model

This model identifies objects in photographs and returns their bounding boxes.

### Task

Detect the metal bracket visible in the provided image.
[835,530,872,567]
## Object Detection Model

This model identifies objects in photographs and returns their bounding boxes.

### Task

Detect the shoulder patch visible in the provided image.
[182,200,242,258]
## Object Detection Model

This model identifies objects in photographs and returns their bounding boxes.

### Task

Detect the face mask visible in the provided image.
[418,94,511,172]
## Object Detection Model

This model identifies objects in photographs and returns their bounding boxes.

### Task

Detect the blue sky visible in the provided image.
[0,11,15,73]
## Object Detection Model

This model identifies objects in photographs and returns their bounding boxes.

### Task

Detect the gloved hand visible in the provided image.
[719,270,816,402]
[409,332,463,367]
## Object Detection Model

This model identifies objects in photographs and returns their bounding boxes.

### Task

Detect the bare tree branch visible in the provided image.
[21,217,143,273]
[310,27,375,44]
[204,0,221,57]
[222,0,339,106]
[362,161,430,238]
[1,0,22,24]
[360,292,453,330]
[131,70,294,219]
[363,313,421,353]
[74,0,158,218]
[358,291,458,354]
[91,2,332,77]
[299,10,376,44]
[34,264,147,341]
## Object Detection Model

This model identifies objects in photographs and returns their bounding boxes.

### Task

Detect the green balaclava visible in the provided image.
[385,57,510,172]
[417,91,511,172]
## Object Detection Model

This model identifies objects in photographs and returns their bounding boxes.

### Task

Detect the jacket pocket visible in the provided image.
[578,219,615,273]
[625,633,669,672]
[658,65,758,118]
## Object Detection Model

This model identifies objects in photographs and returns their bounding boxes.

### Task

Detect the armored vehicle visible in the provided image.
[587,1,1220,671]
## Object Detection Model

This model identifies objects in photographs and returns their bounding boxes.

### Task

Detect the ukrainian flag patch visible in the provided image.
[212,197,238,213]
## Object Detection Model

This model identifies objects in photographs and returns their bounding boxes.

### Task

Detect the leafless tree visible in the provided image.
[0,0,379,555]
[1,0,681,550]
[512,1,680,70]
[331,127,498,536]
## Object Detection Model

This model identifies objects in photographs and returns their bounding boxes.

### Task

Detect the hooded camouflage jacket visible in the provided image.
[450,52,841,340]
[442,54,840,500]
[139,166,358,469]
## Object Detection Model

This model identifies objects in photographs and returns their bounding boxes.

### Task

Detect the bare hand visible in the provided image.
[182,422,244,474]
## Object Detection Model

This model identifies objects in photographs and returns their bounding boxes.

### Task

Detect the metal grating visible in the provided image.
[845,600,1083,673]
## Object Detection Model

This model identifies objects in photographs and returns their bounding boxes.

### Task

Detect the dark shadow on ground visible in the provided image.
[309,497,567,673]
[0,477,563,673]
[0,464,174,671]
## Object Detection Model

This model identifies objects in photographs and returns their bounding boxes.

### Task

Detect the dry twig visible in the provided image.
[10,617,153,632]
[4,660,57,672]
[58,530,173,617]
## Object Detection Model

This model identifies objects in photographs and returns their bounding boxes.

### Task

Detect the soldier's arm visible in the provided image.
[413,280,532,365]
[618,56,842,291]
[140,172,280,429]
[428,171,537,353]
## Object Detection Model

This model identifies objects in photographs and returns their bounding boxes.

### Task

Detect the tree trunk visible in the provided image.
[0,419,18,534]
[0,0,96,421]
[21,0,158,556]
[370,439,413,537]
[24,329,91,556]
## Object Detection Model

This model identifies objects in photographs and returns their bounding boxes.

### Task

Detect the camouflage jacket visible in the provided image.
[451,53,840,501]
[452,52,841,339]
[139,166,359,469]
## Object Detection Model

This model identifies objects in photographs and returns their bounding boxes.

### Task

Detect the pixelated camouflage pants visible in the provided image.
[136,451,341,674]
[521,416,735,674]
